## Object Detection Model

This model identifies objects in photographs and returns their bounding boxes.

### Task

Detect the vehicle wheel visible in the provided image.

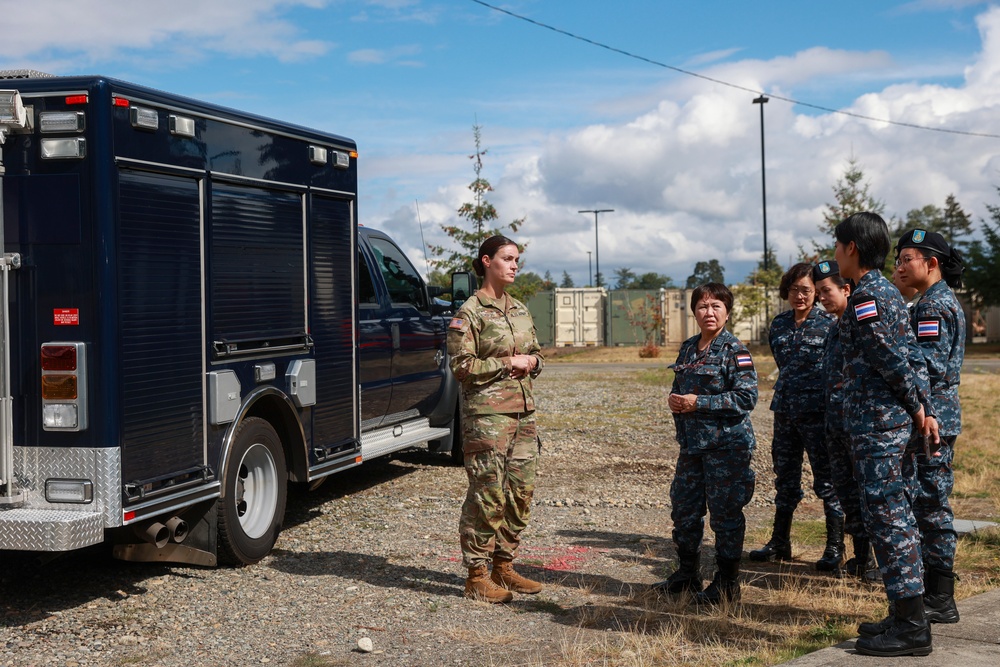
[449,400,465,466]
[218,417,287,566]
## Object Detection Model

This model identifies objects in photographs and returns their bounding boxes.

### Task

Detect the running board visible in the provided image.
[0,508,104,551]
[360,418,452,461]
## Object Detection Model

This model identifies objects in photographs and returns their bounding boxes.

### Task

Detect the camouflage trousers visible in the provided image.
[459,412,539,569]
[852,425,924,601]
[670,447,755,562]
[826,430,866,539]
[903,435,958,571]
[771,412,842,517]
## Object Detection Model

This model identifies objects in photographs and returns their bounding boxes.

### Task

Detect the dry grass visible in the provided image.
[538,346,1000,667]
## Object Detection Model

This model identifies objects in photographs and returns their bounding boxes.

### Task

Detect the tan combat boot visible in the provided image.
[491,558,543,594]
[464,565,513,603]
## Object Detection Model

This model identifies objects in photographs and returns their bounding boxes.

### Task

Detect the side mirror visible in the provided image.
[451,271,477,309]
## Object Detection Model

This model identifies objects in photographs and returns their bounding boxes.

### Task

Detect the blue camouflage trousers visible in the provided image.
[852,425,924,601]
[903,435,958,571]
[771,412,842,517]
[670,447,755,562]
[459,412,539,568]
[826,430,866,539]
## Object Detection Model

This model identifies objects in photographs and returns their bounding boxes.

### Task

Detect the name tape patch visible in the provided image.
[854,300,879,322]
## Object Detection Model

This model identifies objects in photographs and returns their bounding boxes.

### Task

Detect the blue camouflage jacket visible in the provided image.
[769,305,835,414]
[822,323,847,435]
[670,329,758,453]
[840,270,932,438]
[911,280,965,436]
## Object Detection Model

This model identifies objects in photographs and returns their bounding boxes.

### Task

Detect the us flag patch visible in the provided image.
[854,300,880,323]
[448,317,466,330]
[736,353,754,369]
[917,318,941,340]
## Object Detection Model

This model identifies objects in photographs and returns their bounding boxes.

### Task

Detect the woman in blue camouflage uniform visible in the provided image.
[834,212,938,657]
[651,283,757,606]
[893,229,966,626]
[813,260,876,581]
[750,263,843,571]
[448,235,544,604]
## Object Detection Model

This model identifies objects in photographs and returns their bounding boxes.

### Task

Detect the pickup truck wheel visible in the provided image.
[218,417,287,566]
[449,403,465,466]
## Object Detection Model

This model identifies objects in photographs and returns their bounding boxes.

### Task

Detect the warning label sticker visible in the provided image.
[53,308,79,326]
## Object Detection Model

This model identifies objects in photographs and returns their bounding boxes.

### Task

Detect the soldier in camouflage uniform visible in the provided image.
[894,229,967,626]
[834,212,939,657]
[750,263,843,571]
[651,283,757,606]
[448,235,544,604]
[813,260,877,581]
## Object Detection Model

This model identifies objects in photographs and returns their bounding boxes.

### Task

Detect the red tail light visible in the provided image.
[41,344,77,371]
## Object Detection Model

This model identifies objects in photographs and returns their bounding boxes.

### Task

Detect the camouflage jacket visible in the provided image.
[839,270,932,438]
[447,289,544,415]
[768,305,835,413]
[822,322,847,435]
[910,280,965,436]
[670,329,758,453]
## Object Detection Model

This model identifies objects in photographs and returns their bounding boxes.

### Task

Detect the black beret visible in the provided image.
[895,229,950,257]
[812,260,839,283]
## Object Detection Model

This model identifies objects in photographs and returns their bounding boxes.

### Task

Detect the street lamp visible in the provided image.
[752,95,770,329]
[587,251,592,287]
[578,209,614,288]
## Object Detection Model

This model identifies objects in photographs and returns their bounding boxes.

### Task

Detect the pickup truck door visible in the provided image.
[357,249,392,425]
[366,236,445,421]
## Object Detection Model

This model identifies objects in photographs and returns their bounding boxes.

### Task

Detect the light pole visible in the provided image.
[587,251,592,287]
[752,95,770,331]
[578,209,613,288]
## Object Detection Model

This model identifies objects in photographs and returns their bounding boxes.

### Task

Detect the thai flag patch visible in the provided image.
[736,353,754,369]
[917,318,941,341]
[854,299,880,323]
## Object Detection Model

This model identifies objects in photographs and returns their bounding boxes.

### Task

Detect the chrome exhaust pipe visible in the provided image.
[165,516,188,544]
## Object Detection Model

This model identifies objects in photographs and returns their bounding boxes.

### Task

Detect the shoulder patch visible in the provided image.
[735,352,754,369]
[916,317,941,341]
[854,299,880,323]
[448,317,467,331]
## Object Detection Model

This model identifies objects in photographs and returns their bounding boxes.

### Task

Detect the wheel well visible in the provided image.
[244,395,307,483]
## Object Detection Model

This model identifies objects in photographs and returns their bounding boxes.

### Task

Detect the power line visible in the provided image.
[469,0,1000,140]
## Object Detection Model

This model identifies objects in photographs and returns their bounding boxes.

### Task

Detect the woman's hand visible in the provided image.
[668,393,698,414]
[510,354,536,380]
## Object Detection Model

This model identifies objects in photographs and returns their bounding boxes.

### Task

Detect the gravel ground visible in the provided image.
[0,363,814,667]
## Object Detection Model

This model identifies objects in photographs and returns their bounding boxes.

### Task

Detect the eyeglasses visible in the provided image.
[894,255,928,268]
[788,286,815,296]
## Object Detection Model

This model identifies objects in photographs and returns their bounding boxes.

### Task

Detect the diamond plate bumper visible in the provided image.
[0,507,104,551]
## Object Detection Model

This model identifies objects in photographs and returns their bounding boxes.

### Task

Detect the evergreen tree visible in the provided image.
[613,267,637,289]
[560,271,575,288]
[816,156,890,257]
[428,123,524,275]
[965,190,1000,309]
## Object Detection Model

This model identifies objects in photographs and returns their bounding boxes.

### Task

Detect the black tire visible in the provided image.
[218,417,287,566]
[449,400,465,466]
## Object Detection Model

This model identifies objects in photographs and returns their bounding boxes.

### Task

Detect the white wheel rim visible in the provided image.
[234,442,278,539]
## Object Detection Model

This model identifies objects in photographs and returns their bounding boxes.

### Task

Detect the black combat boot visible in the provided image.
[749,509,793,562]
[693,557,740,605]
[651,549,702,596]
[842,535,879,582]
[855,595,932,657]
[924,566,960,624]
[858,602,894,637]
[815,513,845,572]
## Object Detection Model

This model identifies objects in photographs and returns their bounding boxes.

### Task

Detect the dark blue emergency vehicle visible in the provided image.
[0,72,461,565]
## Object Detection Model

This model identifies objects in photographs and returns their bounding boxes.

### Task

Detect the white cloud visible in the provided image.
[0,0,332,66]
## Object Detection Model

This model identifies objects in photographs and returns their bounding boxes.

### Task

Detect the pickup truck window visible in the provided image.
[358,251,378,306]
[369,237,427,311]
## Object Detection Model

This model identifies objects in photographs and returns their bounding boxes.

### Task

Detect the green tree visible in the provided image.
[428,123,524,276]
[965,191,1000,309]
[686,259,725,288]
[613,267,637,289]
[542,270,557,291]
[942,194,974,248]
[816,156,890,257]
[893,196,973,249]
[632,272,675,289]
[508,271,546,303]
[560,270,575,288]
[746,248,784,289]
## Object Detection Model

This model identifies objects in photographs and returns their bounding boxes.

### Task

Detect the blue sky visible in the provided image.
[3,0,999,286]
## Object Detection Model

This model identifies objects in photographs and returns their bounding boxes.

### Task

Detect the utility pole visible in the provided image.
[578,209,613,288]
